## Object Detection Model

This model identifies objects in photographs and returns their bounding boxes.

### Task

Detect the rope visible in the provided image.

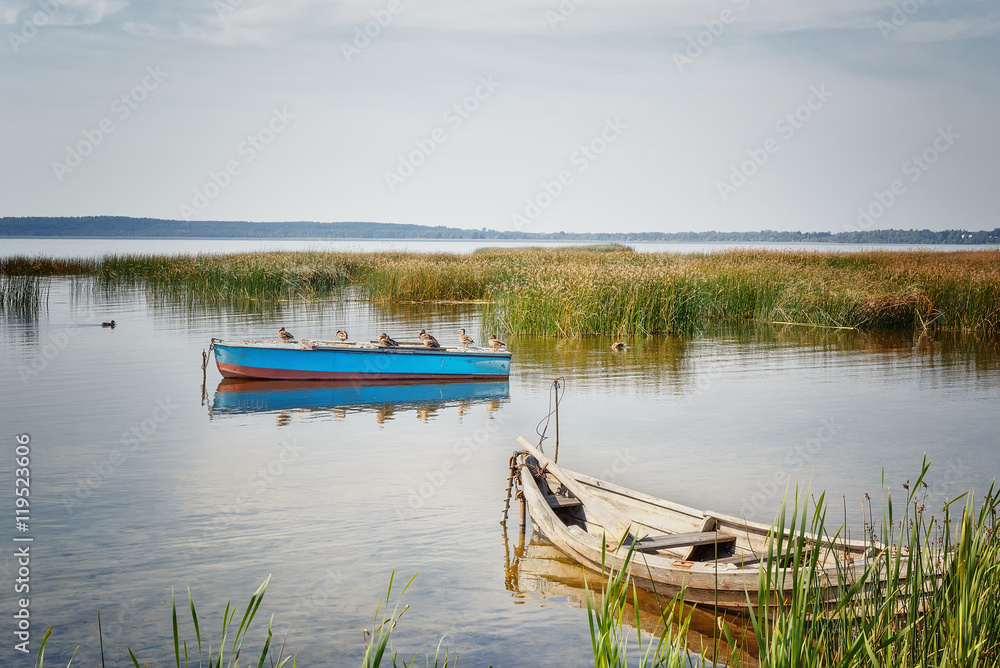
[534,378,565,448]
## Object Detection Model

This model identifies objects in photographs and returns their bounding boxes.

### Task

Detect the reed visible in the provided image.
[34,576,295,668]
[361,571,455,668]
[585,538,704,668]
[744,458,1000,668]
[3,248,999,334]
[0,274,49,320]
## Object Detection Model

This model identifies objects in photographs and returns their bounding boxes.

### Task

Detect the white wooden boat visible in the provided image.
[515,437,880,610]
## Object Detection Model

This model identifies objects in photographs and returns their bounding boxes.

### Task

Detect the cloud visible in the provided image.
[894,16,1000,42]
[0,0,128,26]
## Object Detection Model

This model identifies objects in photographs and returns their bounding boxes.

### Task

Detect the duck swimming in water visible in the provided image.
[278,327,294,341]
[611,342,627,351]
[101,320,116,328]
[458,328,475,348]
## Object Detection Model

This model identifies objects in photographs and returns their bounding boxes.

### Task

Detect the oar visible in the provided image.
[517,436,634,544]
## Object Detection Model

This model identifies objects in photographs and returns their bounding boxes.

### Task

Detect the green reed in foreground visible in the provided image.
[585,538,703,668]
[35,576,295,668]
[745,458,1000,668]
[3,248,999,336]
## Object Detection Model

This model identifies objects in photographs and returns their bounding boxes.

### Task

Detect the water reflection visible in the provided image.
[502,529,759,667]
[512,327,1000,398]
[211,378,509,424]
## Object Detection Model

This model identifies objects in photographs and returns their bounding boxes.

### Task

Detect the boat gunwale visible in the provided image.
[569,469,876,555]
[213,339,512,359]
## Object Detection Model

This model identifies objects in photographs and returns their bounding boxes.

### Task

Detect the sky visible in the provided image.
[1,0,998,235]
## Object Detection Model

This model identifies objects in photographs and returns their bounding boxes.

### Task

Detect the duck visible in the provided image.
[458,328,475,348]
[488,335,506,350]
[611,342,627,351]
[419,329,441,348]
[278,327,294,342]
[101,320,116,328]
[378,333,399,348]
[336,330,348,342]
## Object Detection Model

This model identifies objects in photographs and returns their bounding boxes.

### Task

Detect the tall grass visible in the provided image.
[585,538,704,668]
[745,458,1000,668]
[3,248,999,334]
[34,576,295,668]
[0,274,49,320]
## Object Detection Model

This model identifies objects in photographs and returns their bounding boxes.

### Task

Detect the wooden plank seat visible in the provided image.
[544,494,583,509]
[716,554,761,567]
[632,531,737,554]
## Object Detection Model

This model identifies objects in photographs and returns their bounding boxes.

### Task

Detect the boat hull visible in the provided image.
[213,341,511,381]
[515,439,877,610]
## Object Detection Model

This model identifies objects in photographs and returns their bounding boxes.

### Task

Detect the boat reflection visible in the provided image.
[503,528,759,667]
[211,378,509,423]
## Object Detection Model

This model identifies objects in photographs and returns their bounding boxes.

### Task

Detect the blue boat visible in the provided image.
[211,338,511,381]
[211,378,509,416]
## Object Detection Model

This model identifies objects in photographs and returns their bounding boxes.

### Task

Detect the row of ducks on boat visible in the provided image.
[277,327,506,350]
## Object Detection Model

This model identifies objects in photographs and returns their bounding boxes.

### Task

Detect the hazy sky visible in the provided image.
[1,0,997,234]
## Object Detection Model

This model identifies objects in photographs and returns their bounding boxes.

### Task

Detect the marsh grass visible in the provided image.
[361,571,455,668]
[744,458,1000,668]
[4,249,999,335]
[34,576,295,668]
[0,274,49,320]
[586,538,704,668]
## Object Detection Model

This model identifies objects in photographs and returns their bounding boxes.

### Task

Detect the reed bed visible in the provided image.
[4,248,999,336]
[0,274,49,320]
[742,459,1000,668]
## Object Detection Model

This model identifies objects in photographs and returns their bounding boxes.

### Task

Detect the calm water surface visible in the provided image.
[0,237,993,258]
[1,279,998,666]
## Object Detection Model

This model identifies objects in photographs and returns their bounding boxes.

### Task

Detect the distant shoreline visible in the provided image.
[2,216,998,245]
[1,235,999,246]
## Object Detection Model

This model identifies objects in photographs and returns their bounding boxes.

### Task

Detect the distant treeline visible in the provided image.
[1,216,998,244]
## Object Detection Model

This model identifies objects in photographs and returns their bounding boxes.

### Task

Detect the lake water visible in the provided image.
[1,278,998,666]
[0,237,994,258]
